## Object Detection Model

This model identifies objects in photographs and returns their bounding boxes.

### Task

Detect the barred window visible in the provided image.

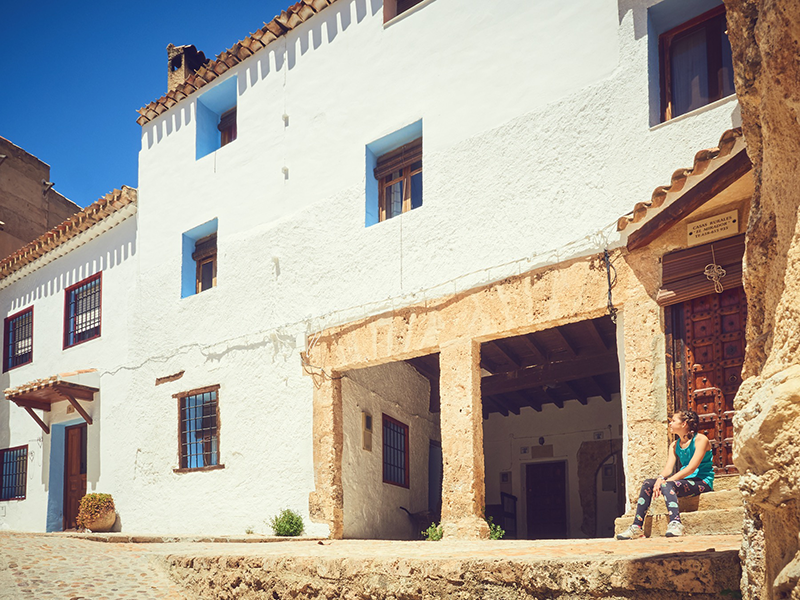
[64,274,102,348]
[4,308,33,371]
[0,445,27,501]
[177,386,221,471]
[382,414,409,488]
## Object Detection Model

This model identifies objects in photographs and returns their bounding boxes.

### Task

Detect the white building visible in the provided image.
[1,0,747,540]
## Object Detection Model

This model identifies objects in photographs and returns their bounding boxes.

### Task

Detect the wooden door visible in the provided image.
[63,424,87,530]
[670,287,745,473]
[526,461,567,539]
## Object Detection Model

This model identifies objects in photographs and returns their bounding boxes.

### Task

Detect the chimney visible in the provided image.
[167,44,209,92]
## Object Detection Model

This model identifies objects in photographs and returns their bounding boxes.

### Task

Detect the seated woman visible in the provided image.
[617,410,714,539]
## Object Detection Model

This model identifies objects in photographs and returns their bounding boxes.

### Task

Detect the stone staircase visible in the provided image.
[614,474,744,537]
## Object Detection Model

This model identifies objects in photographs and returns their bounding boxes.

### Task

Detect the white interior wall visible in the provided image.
[341,361,439,540]
[483,394,623,539]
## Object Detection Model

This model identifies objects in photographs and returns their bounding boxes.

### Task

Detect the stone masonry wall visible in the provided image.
[723,1,800,598]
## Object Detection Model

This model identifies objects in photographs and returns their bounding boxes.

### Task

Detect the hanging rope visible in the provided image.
[604,249,618,323]
[704,245,727,293]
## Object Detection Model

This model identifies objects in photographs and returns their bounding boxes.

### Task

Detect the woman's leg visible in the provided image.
[659,478,713,522]
[633,478,658,527]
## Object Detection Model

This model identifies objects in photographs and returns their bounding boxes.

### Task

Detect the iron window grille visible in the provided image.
[382,414,409,488]
[4,308,33,372]
[177,386,221,470]
[0,445,28,501]
[64,273,102,348]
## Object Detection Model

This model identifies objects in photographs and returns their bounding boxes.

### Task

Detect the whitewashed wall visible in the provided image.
[483,395,624,539]
[341,362,439,540]
[0,217,137,532]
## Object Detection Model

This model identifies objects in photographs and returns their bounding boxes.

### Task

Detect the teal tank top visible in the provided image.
[675,435,714,488]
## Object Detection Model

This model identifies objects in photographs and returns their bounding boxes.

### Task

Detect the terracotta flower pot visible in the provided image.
[83,511,116,532]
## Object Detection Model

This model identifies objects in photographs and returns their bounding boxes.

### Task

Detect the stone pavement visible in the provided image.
[0,532,186,599]
[0,532,742,599]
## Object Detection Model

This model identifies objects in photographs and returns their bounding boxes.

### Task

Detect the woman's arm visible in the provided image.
[667,434,711,481]
[654,442,678,497]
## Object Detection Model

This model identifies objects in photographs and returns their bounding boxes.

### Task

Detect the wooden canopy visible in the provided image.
[5,377,98,433]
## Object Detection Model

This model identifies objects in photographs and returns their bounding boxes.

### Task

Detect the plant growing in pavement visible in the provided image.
[269,509,305,536]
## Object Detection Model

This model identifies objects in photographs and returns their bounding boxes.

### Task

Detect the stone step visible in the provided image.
[678,489,742,512]
[712,474,740,491]
[615,507,744,537]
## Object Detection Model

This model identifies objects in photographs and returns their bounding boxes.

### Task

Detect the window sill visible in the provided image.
[651,94,738,131]
[63,334,101,351]
[173,464,225,474]
[3,360,33,373]
[383,0,437,28]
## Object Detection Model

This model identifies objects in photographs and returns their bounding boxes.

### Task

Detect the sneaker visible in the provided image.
[665,520,685,537]
[616,524,644,540]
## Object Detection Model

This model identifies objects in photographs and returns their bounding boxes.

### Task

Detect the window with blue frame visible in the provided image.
[659,5,734,121]
[64,273,101,349]
[177,386,221,471]
[196,77,237,160]
[4,308,33,372]
[0,445,27,501]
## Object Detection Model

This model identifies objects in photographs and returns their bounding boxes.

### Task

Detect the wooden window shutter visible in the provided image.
[656,234,745,306]
[192,234,217,261]
[374,138,422,180]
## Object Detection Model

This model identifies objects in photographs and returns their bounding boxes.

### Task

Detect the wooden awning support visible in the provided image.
[5,378,99,433]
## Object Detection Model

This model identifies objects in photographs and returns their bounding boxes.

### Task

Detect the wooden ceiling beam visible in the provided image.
[12,398,51,412]
[586,319,610,352]
[482,353,618,396]
[551,327,577,359]
[496,394,520,415]
[487,341,521,370]
[486,396,508,417]
[523,334,548,363]
[564,381,588,405]
[591,376,613,402]
[542,386,564,409]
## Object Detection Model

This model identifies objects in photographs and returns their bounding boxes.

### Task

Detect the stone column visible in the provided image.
[308,372,344,539]
[438,338,490,539]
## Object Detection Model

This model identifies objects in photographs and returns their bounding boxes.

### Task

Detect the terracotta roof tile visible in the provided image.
[0,187,137,281]
[136,0,338,126]
[617,128,746,231]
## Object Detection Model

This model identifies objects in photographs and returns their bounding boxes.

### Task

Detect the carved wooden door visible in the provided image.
[63,424,87,530]
[674,287,745,474]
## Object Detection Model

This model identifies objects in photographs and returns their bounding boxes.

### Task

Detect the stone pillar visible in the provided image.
[308,372,344,539]
[438,338,490,539]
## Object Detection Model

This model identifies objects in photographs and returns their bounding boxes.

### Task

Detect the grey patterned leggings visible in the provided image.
[633,478,713,525]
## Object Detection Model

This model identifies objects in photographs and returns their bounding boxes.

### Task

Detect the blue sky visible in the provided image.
[0,0,295,208]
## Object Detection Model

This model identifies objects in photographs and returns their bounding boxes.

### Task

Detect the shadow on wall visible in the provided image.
[5,234,137,315]
[144,0,381,150]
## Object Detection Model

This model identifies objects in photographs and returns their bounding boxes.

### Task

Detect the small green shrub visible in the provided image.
[422,522,443,541]
[487,516,505,540]
[245,527,254,535]
[76,493,115,529]
[269,509,305,536]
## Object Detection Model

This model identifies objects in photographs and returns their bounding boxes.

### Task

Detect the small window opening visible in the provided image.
[375,138,422,222]
[218,108,237,147]
[192,233,217,293]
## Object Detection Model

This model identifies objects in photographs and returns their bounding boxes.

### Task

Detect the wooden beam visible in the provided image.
[23,406,49,434]
[591,376,613,402]
[522,334,548,363]
[627,150,752,251]
[55,382,98,401]
[63,394,93,425]
[488,341,520,369]
[564,381,588,405]
[542,387,564,409]
[480,356,501,375]
[485,396,508,417]
[13,398,51,412]
[482,353,619,397]
[551,327,577,359]
[487,394,519,416]
[586,319,610,352]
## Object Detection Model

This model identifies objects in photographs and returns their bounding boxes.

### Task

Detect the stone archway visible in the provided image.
[577,438,623,537]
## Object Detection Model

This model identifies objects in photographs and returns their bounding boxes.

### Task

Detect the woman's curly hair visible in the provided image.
[675,410,699,435]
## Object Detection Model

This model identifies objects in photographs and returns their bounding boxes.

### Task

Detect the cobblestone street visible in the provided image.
[0,532,186,600]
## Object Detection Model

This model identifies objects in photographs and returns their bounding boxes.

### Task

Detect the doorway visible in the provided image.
[668,286,745,473]
[63,423,87,530]
[526,461,568,539]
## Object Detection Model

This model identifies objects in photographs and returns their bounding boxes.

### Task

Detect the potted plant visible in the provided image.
[76,493,116,532]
